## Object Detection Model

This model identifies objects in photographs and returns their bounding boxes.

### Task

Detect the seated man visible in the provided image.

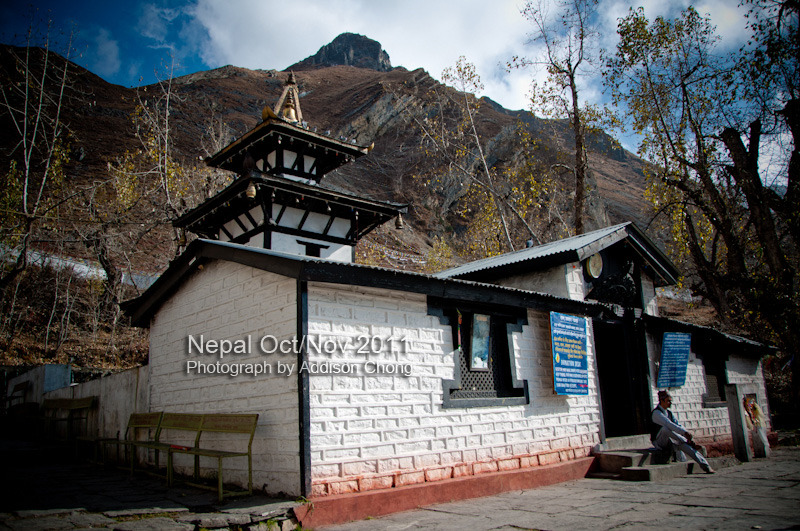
[651,390,715,474]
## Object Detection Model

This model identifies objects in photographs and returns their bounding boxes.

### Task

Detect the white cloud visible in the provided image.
[92,28,121,77]
[183,0,752,113]
[188,0,352,70]
[187,0,534,108]
[138,4,181,46]
[695,0,749,49]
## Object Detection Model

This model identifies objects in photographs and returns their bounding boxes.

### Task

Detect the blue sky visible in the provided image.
[1,1,208,86]
[1,1,749,127]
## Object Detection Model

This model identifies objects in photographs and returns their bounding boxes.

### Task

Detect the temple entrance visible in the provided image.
[593,314,651,438]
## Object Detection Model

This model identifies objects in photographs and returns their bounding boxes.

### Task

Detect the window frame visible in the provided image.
[428,298,529,409]
[700,354,728,408]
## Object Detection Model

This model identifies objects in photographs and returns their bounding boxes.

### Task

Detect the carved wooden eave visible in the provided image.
[174,174,406,247]
[204,118,369,183]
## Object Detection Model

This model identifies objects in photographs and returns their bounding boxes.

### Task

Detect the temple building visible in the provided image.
[11,72,774,526]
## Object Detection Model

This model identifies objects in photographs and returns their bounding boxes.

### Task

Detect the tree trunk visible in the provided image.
[571,76,586,235]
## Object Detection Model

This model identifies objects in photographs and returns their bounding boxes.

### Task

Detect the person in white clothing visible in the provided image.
[651,390,715,473]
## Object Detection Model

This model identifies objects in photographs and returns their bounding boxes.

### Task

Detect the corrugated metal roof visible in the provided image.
[122,239,770,357]
[436,223,631,279]
[122,239,611,327]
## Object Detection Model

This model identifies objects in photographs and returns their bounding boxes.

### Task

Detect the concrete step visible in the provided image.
[621,461,694,481]
[590,436,736,482]
[592,455,739,482]
[621,456,737,481]
[594,450,656,474]
[593,434,652,453]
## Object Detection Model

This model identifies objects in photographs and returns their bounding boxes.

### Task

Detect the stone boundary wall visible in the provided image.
[19,366,148,445]
[148,260,301,496]
[307,282,601,497]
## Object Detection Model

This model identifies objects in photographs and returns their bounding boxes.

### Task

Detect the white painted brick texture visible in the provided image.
[647,335,770,443]
[149,260,300,495]
[306,283,601,496]
[646,336,724,440]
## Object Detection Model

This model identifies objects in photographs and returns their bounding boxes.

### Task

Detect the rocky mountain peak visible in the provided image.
[288,32,392,72]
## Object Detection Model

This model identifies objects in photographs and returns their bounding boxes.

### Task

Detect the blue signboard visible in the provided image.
[550,312,589,395]
[657,332,691,388]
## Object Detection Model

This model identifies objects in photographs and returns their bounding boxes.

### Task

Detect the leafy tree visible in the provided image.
[512,0,607,235]
[605,4,800,398]
[408,57,565,259]
[416,58,516,250]
[424,235,457,272]
[0,24,74,291]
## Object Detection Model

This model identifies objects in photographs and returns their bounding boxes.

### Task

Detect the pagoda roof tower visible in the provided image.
[175,73,405,262]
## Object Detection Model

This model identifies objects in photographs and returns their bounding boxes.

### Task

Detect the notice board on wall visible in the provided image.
[550,312,589,395]
[656,332,691,388]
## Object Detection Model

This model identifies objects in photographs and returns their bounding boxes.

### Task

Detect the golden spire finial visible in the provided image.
[283,91,298,122]
[263,72,304,123]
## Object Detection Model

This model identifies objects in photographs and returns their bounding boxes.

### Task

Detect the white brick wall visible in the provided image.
[647,333,771,444]
[565,263,587,300]
[149,260,301,495]
[497,266,570,299]
[641,275,658,316]
[306,282,601,496]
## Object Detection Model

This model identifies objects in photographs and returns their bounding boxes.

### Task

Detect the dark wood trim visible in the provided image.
[429,300,530,409]
[276,145,284,171]
[297,209,310,230]
[243,209,259,228]
[261,192,272,249]
[275,204,287,225]
[230,226,266,245]
[120,253,208,326]
[204,119,367,172]
[219,225,234,241]
[233,215,249,233]
[174,174,406,231]
[297,280,311,498]
[273,225,352,246]
[346,210,358,241]
[322,215,335,236]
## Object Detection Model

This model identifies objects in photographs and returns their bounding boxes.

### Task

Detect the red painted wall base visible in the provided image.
[294,456,595,528]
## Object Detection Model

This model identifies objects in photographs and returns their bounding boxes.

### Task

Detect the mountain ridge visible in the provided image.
[0,34,654,273]
[288,32,393,72]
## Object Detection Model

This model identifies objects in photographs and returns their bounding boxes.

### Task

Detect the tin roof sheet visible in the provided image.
[436,223,631,279]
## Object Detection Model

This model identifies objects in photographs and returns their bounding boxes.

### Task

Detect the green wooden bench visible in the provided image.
[105,411,258,502]
[101,411,164,466]
[127,412,204,476]
[166,413,259,502]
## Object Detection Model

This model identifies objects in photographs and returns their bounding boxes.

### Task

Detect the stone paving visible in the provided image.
[325,446,800,530]
[0,439,298,530]
[1,436,798,531]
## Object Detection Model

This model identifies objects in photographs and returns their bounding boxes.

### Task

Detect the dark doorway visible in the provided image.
[593,313,652,438]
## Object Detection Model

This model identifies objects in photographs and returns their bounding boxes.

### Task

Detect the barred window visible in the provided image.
[429,300,529,408]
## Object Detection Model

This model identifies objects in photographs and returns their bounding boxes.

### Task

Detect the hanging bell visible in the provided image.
[246,181,257,199]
